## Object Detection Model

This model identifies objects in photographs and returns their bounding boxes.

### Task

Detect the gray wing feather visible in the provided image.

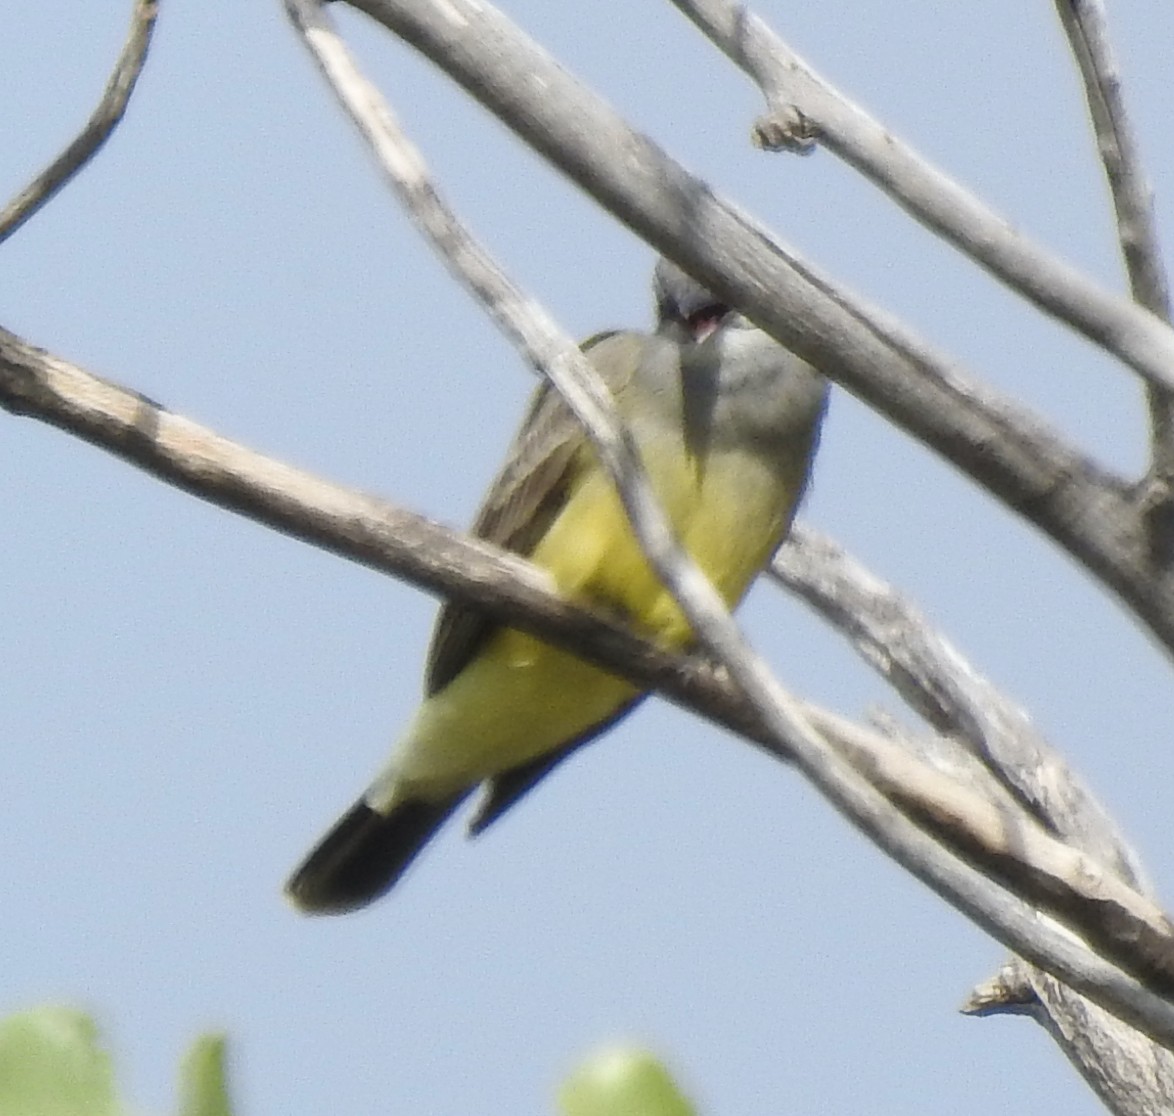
[424,331,642,694]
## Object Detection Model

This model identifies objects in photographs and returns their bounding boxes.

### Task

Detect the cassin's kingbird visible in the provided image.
[286,258,828,913]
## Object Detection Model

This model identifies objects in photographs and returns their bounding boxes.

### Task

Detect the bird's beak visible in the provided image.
[685,305,730,343]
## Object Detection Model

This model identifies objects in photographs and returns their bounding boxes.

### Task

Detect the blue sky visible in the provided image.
[4,2,1174,1113]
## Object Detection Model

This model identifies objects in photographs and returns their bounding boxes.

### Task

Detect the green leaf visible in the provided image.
[0,1006,120,1116]
[559,1048,696,1116]
[177,1033,232,1116]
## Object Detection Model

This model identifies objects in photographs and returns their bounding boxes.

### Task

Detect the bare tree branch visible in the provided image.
[664,0,1174,401]
[9,0,1174,1097]
[964,964,1174,1116]
[341,0,1174,662]
[278,4,1174,1043]
[1053,0,1174,562]
[1,0,1167,1052]
[1054,1,1171,324]
[774,525,1149,890]
[810,707,1174,988]
[0,0,158,246]
[1028,970,1174,1116]
[9,319,1174,1043]
[962,961,1041,1018]
[774,526,1174,1108]
[800,702,1174,1051]
[279,4,841,888]
[283,0,729,680]
[0,325,661,690]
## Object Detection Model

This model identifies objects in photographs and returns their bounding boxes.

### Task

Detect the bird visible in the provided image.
[286,256,829,914]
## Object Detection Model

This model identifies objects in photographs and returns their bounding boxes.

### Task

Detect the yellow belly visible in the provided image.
[389,440,803,797]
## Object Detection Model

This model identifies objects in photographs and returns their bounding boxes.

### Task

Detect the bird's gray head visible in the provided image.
[652,257,748,345]
[650,256,829,443]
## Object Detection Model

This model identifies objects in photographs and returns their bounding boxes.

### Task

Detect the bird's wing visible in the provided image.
[466,694,645,834]
[423,330,642,695]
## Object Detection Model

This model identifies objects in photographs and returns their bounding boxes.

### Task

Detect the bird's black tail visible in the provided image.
[285,793,465,914]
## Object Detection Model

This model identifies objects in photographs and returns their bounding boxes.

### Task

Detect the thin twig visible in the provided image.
[1053,1,1170,322]
[0,0,159,246]
[1053,0,1174,551]
[664,0,1174,405]
[281,0,692,619]
[280,0,757,732]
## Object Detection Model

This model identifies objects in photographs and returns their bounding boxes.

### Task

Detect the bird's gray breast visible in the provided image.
[666,327,829,458]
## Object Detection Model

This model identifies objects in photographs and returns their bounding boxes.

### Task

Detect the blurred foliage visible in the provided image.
[0,1007,692,1116]
[559,1047,696,1116]
[0,1006,231,1116]
[177,1034,232,1116]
